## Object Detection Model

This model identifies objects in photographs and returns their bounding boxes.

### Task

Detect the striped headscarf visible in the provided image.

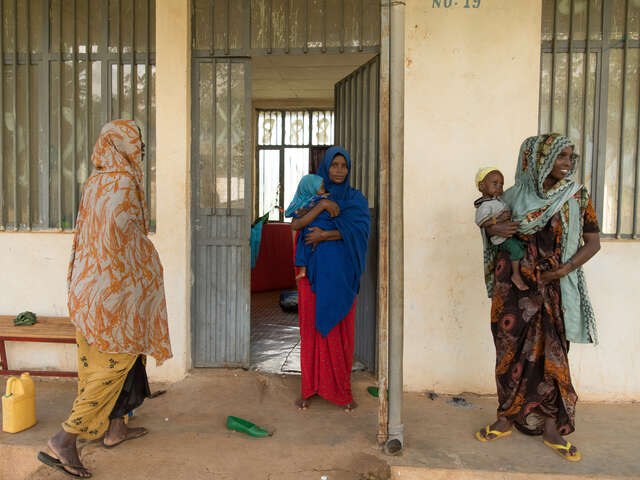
[482,133,597,344]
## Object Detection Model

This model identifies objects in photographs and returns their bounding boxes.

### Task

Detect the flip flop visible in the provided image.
[103,428,149,449]
[475,424,513,442]
[543,440,582,462]
[37,451,92,479]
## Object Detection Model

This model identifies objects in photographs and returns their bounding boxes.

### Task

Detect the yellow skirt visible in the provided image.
[62,330,137,439]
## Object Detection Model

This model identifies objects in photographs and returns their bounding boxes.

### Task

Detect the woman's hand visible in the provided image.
[538,263,572,285]
[305,227,326,249]
[319,199,340,217]
[304,227,343,249]
[485,220,520,238]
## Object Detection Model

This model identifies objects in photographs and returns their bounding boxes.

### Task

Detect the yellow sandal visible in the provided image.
[475,425,513,442]
[543,440,582,462]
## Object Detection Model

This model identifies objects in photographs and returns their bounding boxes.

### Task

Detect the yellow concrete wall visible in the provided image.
[403,0,639,401]
[0,0,191,382]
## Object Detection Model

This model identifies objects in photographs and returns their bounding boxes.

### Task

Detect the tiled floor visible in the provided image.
[250,290,301,374]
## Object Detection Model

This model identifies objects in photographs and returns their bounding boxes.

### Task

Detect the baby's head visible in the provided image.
[476,167,504,198]
[298,174,325,198]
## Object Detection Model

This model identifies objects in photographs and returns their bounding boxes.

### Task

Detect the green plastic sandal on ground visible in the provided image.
[367,386,389,399]
[226,416,271,438]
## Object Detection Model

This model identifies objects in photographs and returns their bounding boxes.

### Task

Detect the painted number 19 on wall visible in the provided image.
[433,0,481,7]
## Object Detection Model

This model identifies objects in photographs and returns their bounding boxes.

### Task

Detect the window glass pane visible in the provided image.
[540,53,553,134]
[148,64,156,228]
[284,148,309,223]
[620,48,639,234]
[213,0,229,51]
[312,110,334,145]
[326,0,342,47]
[259,150,280,221]
[568,53,586,157]
[229,0,246,50]
[3,64,16,228]
[611,0,627,41]
[603,49,623,234]
[285,111,309,145]
[552,53,569,134]
[271,0,288,50]
[343,0,361,48]
[198,62,214,210]
[629,0,639,41]
[215,61,229,210]
[287,0,305,50]
[307,0,324,50]
[555,0,572,41]
[230,62,246,209]
[194,0,211,51]
[542,0,555,41]
[581,52,598,190]
[362,0,380,47]
[258,110,281,145]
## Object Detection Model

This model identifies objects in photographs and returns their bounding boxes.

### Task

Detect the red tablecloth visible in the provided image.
[251,222,296,293]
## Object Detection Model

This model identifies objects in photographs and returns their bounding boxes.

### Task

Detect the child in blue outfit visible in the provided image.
[285,174,328,280]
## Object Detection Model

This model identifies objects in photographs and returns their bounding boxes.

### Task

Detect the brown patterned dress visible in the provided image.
[490,191,599,435]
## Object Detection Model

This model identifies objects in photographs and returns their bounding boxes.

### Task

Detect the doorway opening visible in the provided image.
[248,53,378,374]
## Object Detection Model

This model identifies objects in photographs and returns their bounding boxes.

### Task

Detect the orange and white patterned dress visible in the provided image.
[67,120,172,365]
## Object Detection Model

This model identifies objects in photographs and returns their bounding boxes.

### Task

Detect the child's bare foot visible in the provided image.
[295,271,306,280]
[511,272,529,291]
[344,401,358,413]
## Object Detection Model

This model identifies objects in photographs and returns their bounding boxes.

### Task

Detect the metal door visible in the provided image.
[334,56,380,371]
[191,58,252,367]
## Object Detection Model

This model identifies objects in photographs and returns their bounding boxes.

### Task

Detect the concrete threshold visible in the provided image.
[1,370,638,480]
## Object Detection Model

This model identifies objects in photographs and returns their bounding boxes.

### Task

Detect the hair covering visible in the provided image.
[475,167,502,189]
[67,120,173,364]
[483,133,597,344]
[285,174,324,217]
[304,146,370,337]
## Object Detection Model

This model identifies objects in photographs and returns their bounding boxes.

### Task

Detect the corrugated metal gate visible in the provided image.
[191,58,252,367]
[334,56,379,371]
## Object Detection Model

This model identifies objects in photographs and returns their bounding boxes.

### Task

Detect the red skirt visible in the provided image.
[297,275,356,406]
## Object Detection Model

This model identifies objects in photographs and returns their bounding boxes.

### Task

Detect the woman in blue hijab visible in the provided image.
[291,146,370,412]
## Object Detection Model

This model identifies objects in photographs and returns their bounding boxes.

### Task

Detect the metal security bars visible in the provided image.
[540,0,640,238]
[0,0,156,231]
[192,0,381,57]
[335,55,379,208]
[256,109,334,222]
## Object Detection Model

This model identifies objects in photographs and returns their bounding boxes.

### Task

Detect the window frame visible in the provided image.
[254,108,334,223]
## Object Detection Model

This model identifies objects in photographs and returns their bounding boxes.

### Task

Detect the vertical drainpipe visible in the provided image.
[376,0,390,447]
[385,0,405,455]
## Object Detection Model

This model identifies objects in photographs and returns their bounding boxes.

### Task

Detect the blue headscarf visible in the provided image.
[285,174,324,218]
[305,146,370,337]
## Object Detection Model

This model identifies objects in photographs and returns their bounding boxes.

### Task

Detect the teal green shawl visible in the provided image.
[483,133,597,344]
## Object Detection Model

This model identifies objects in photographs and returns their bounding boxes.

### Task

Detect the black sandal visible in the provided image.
[37,451,92,478]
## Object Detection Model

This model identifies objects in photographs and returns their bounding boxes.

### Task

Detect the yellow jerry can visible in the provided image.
[2,373,36,433]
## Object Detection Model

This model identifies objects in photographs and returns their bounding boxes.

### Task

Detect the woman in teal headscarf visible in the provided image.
[475,134,600,462]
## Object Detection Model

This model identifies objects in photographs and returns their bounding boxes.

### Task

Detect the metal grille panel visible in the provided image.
[540,0,640,238]
[334,55,379,371]
[0,0,156,231]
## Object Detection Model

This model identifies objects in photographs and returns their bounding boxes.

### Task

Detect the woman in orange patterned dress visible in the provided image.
[37,120,172,478]
[475,134,600,462]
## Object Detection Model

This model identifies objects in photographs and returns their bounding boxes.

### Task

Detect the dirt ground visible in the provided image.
[1,370,639,480]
